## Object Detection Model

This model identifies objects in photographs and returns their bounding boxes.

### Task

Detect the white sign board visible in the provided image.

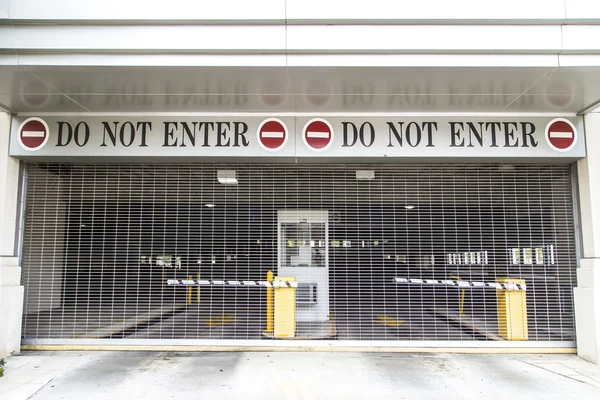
[9,116,586,161]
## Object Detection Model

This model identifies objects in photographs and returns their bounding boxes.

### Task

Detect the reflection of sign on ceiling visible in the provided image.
[544,81,574,109]
[260,81,286,107]
[20,80,51,109]
[9,116,585,160]
[304,80,331,107]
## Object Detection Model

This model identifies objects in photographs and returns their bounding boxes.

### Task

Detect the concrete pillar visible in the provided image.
[0,112,23,358]
[575,112,600,363]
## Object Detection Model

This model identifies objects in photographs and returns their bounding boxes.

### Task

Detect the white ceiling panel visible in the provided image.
[286,25,562,52]
[286,0,566,22]
[560,55,600,67]
[15,54,288,68]
[7,0,285,21]
[0,25,286,52]
[287,54,559,68]
[0,0,8,19]
[562,25,600,53]
[565,0,600,21]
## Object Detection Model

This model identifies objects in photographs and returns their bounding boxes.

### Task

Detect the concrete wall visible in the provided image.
[0,112,22,358]
[575,112,600,363]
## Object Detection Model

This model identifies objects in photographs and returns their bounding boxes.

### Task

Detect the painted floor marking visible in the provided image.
[375,315,405,328]
[205,313,235,327]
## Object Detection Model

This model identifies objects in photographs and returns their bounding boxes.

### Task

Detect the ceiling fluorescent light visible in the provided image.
[356,170,375,180]
[205,203,215,208]
[217,170,238,185]
[404,205,416,210]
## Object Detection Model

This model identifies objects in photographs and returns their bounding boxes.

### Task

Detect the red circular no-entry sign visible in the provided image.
[257,118,288,152]
[18,117,49,151]
[302,118,334,152]
[545,118,577,152]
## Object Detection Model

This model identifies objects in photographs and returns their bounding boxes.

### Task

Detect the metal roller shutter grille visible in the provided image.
[21,163,577,344]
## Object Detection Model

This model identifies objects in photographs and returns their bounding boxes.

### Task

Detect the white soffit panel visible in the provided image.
[560,55,600,67]
[286,26,562,52]
[0,26,286,51]
[286,0,566,21]
[562,26,600,52]
[0,0,8,19]
[0,25,564,54]
[3,54,559,68]
[13,54,288,68]
[287,55,559,68]
[7,0,285,21]
[0,54,19,66]
[565,0,600,21]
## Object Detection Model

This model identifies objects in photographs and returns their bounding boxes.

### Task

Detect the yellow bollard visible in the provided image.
[187,275,192,305]
[451,276,466,317]
[266,270,274,333]
[197,273,201,303]
[496,278,528,340]
[274,276,296,338]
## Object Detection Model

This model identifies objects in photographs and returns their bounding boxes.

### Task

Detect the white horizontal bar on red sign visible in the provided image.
[306,131,329,138]
[394,277,526,291]
[261,131,284,138]
[22,130,45,137]
[167,279,298,288]
[548,131,573,138]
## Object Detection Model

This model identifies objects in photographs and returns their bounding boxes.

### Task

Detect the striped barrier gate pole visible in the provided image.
[394,277,527,291]
[167,279,298,288]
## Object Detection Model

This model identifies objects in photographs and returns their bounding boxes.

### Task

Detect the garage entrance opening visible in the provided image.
[20,163,577,346]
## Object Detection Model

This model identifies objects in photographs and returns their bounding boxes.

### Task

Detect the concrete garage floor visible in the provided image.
[125,307,477,341]
[1,352,600,400]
